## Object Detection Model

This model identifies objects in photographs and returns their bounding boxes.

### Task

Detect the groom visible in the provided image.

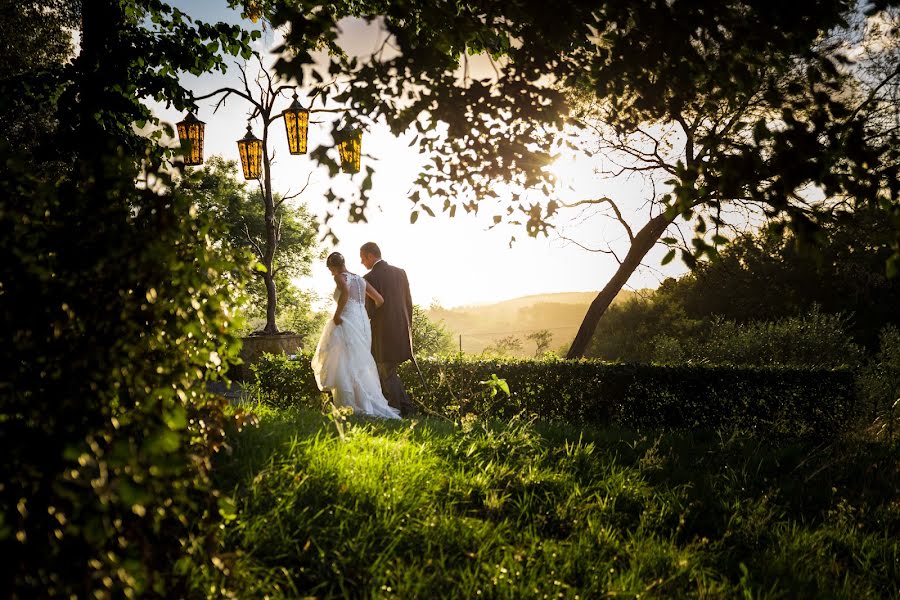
[360,242,418,417]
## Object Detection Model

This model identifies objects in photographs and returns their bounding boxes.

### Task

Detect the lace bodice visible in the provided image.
[334,272,366,305]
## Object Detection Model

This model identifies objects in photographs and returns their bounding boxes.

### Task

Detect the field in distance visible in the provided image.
[426,290,641,356]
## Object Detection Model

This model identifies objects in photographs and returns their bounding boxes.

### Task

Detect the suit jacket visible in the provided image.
[364,260,414,363]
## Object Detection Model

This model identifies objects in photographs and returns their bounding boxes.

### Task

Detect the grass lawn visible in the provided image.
[204,404,899,599]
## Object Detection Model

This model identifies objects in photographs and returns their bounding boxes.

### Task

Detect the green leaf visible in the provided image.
[164,405,187,430]
[145,429,181,454]
[218,496,238,522]
[410,211,419,224]
[661,249,676,265]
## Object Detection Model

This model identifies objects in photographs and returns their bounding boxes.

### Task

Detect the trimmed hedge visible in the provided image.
[251,353,858,436]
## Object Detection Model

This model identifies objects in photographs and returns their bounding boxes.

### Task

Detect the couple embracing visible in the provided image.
[311,242,418,419]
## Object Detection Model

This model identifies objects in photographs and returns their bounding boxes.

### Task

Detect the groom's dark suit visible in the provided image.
[364,260,417,416]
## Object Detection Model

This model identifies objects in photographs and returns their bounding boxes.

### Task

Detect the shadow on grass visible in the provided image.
[204,403,899,599]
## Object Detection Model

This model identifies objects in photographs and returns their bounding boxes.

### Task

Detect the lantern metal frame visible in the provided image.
[176,112,205,166]
[236,124,263,180]
[282,92,310,155]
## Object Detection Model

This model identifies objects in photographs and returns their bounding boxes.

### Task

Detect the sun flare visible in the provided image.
[549,150,601,199]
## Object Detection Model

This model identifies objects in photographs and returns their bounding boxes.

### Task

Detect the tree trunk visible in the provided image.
[70,0,124,160]
[566,212,675,359]
[261,114,279,334]
[263,270,278,334]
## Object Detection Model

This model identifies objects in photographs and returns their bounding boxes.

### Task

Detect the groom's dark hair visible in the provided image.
[360,242,381,258]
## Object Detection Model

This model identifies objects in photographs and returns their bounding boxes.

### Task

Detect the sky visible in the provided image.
[150,2,689,310]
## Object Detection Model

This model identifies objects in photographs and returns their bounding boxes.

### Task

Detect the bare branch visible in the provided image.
[242,220,265,260]
[279,172,314,206]
[560,196,635,242]
[310,107,350,114]
[237,60,254,103]
[194,86,258,113]
[556,232,623,263]
[845,62,900,129]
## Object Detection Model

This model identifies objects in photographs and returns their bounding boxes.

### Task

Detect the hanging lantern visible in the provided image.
[247,0,262,23]
[176,112,205,166]
[237,125,263,180]
[336,127,362,174]
[282,92,309,155]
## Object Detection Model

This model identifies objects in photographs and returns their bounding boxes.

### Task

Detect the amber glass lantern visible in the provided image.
[237,125,263,180]
[246,0,262,22]
[336,127,362,174]
[283,92,309,155]
[176,112,205,166]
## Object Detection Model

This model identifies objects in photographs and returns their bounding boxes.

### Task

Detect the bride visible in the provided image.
[311,252,401,419]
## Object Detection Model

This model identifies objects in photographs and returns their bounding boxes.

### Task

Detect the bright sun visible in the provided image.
[549,150,600,200]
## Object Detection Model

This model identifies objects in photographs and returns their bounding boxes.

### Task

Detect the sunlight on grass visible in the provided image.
[203,404,900,599]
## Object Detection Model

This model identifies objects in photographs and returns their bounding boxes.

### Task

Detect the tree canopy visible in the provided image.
[181,155,322,333]
[259,0,898,356]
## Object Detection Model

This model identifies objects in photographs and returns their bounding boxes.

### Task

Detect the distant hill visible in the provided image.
[426,290,642,356]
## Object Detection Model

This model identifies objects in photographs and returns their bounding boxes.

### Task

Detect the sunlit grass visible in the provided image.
[205,403,899,598]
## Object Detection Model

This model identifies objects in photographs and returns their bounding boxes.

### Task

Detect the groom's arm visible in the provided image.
[363,272,377,318]
[401,269,413,324]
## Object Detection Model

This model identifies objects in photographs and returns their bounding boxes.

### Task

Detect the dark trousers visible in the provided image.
[376,361,417,417]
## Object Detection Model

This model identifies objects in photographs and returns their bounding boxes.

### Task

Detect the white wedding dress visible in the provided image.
[311,272,401,419]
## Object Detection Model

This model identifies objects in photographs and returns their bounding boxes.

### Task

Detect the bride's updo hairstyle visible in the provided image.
[326,252,345,269]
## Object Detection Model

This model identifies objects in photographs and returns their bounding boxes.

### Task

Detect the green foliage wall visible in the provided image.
[857,325,900,432]
[0,149,250,596]
[588,216,900,364]
[0,1,260,596]
[251,354,857,437]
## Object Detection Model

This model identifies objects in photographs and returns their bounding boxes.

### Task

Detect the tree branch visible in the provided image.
[242,220,264,260]
[279,172,314,206]
[560,196,635,241]
[193,86,258,111]
[556,233,622,263]
[673,112,694,166]
[845,62,900,129]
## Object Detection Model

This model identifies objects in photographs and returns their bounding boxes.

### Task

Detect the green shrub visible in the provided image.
[413,305,454,356]
[857,325,900,437]
[252,354,857,437]
[653,308,864,368]
[0,149,252,597]
[0,3,261,596]
[250,352,325,409]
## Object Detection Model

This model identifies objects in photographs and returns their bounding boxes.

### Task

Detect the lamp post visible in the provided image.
[187,57,364,334]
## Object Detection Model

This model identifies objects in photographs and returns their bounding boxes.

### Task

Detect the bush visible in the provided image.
[252,354,858,437]
[249,352,325,409]
[413,305,454,356]
[0,150,250,597]
[857,325,900,437]
[654,308,864,368]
